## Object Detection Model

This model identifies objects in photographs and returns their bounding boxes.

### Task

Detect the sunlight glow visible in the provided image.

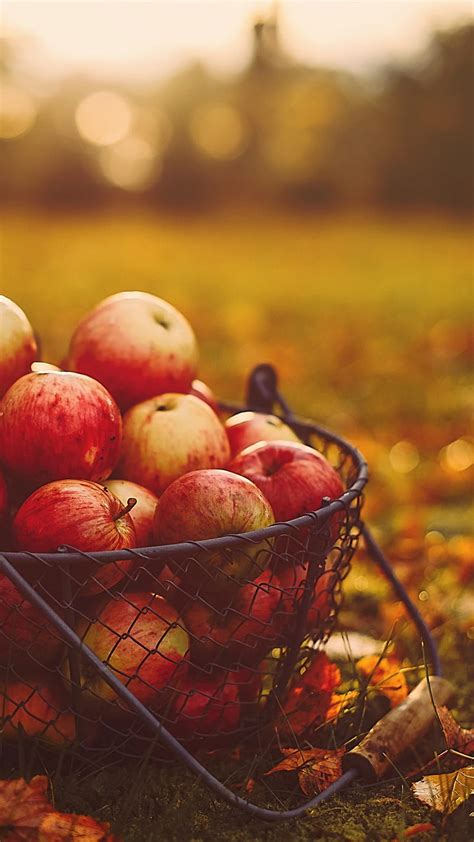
[0,83,37,139]
[389,441,420,473]
[190,104,247,161]
[99,136,157,191]
[75,91,133,146]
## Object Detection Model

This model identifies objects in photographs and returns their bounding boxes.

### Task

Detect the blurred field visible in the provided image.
[2,210,473,840]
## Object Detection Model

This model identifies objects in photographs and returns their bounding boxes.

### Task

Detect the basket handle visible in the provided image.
[246,364,295,420]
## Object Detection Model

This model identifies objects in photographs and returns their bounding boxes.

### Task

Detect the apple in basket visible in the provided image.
[0,295,38,398]
[0,677,76,747]
[225,411,301,457]
[183,568,281,668]
[153,469,275,600]
[170,668,240,743]
[0,574,65,667]
[118,393,230,496]
[12,480,137,596]
[102,479,159,547]
[0,371,122,490]
[62,592,190,713]
[67,291,198,411]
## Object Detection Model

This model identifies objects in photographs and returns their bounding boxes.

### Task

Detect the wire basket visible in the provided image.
[0,365,438,821]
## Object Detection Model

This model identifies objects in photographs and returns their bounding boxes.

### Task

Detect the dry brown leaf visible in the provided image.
[0,776,51,840]
[357,655,408,708]
[411,766,474,815]
[38,811,120,841]
[266,746,344,796]
[436,706,474,755]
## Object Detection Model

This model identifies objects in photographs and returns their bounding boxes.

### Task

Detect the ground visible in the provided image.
[2,210,473,840]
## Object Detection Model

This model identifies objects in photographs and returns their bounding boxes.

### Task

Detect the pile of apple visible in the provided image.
[0,292,344,751]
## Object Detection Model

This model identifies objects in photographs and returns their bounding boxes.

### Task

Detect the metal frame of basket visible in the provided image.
[0,365,440,822]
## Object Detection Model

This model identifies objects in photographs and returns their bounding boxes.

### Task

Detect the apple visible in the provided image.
[228,666,262,707]
[225,411,301,457]
[170,668,240,742]
[0,677,76,747]
[64,592,190,712]
[0,295,38,398]
[67,291,198,410]
[119,393,230,496]
[153,469,274,599]
[189,379,219,414]
[0,371,122,489]
[103,479,159,547]
[0,468,7,544]
[183,569,281,668]
[274,562,335,640]
[13,480,137,595]
[0,574,65,667]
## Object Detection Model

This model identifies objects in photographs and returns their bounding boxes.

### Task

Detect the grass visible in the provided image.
[1,209,473,840]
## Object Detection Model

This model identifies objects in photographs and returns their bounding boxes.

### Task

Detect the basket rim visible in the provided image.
[0,404,368,568]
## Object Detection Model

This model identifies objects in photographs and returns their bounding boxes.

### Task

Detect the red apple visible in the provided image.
[0,574,65,666]
[103,479,159,547]
[228,441,344,524]
[0,371,122,489]
[183,569,281,668]
[64,592,190,712]
[225,411,301,457]
[67,291,198,410]
[0,295,38,398]
[0,677,76,747]
[189,379,219,414]
[153,469,274,598]
[170,668,240,742]
[119,393,230,496]
[13,480,137,595]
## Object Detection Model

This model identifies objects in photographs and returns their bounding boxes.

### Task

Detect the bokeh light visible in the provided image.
[75,90,133,146]
[0,83,37,139]
[99,136,157,191]
[440,438,474,472]
[190,103,247,161]
[389,441,420,473]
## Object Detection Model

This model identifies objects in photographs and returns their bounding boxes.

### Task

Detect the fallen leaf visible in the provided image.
[266,746,344,795]
[38,812,120,841]
[326,690,359,721]
[390,821,436,841]
[0,776,51,840]
[357,655,408,708]
[279,652,341,736]
[411,766,474,814]
[436,706,474,755]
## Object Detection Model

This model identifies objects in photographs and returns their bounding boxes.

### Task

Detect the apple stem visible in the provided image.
[114,497,137,521]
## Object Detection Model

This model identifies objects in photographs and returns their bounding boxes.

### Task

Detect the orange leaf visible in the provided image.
[357,655,408,708]
[280,652,341,736]
[0,776,51,840]
[266,746,344,796]
[326,690,359,721]
[436,706,474,755]
[38,811,120,841]
[390,822,436,841]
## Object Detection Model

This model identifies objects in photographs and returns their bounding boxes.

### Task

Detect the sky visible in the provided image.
[3,1,472,81]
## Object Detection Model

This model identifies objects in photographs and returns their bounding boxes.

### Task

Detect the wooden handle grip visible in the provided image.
[342,676,455,781]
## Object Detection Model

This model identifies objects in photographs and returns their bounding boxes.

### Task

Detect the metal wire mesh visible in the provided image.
[0,403,367,804]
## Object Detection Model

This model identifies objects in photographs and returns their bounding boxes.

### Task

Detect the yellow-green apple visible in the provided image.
[189,379,219,415]
[63,592,190,712]
[0,574,65,666]
[170,668,240,743]
[225,411,301,457]
[0,677,76,746]
[183,569,281,668]
[0,371,122,489]
[153,469,274,599]
[0,295,38,398]
[119,394,230,496]
[13,480,137,595]
[67,291,198,410]
[102,479,159,547]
